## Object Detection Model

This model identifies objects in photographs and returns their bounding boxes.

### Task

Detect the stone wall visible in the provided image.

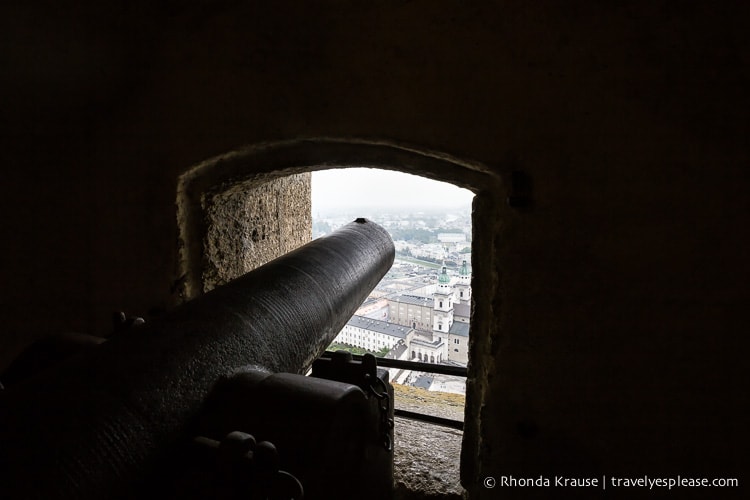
[2,2,749,499]
[201,173,311,292]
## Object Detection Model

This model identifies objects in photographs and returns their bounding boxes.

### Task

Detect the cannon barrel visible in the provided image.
[0,219,394,499]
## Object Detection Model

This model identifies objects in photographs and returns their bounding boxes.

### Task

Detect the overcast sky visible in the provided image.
[311,168,474,213]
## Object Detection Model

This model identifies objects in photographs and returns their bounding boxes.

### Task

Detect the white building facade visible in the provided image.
[334,261,472,366]
[333,315,413,352]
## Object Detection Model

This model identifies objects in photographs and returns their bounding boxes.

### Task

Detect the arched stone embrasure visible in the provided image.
[175,137,505,490]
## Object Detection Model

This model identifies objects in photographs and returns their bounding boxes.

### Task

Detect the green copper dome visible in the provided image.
[438,265,450,284]
[460,260,470,276]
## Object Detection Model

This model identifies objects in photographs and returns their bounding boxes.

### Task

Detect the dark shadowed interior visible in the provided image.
[1,1,748,499]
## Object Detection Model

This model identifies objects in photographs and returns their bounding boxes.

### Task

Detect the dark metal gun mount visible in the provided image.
[0,218,394,499]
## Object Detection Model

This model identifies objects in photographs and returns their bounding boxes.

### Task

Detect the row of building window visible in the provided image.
[411,351,441,363]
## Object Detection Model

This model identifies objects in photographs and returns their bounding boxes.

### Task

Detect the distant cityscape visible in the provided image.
[314,205,472,396]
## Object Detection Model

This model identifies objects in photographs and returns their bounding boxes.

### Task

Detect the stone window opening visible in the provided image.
[175,138,500,500]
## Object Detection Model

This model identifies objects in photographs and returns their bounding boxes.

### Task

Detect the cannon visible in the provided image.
[0,219,395,499]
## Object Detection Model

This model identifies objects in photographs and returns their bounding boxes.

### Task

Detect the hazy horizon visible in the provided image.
[312,168,474,214]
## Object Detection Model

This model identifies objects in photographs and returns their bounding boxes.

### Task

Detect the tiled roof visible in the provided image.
[346,315,413,339]
[454,303,470,319]
[388,295,432,307]
[449,321,470,337]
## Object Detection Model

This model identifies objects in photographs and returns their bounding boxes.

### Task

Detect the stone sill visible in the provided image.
[393,416,467,500]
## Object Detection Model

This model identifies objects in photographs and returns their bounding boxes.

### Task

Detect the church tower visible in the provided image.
[455,259,472,304]
[433,264,454,342]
